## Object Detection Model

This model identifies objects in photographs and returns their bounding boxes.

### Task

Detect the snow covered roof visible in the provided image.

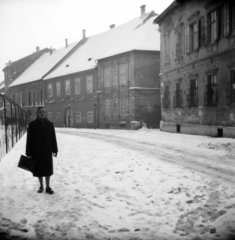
[9,41,79,87]
[44,11,160,80]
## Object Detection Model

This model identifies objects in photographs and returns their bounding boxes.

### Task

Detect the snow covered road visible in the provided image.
[0,128,235,240]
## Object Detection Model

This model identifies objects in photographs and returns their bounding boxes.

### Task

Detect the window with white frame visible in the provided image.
[120,99,128,115]
[48,84,53,98]
[56,82,61,97]
[86,75,93,93]
[119,64,128,86]
[104,67,111,87]
[65,79,70,95]
[76,111,81,122]
[87,111,93,123]
[75,77,81,94]
[48,112,52,121]
[105,99,112,116]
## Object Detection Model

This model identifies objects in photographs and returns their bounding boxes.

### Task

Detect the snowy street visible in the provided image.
[0,128,235,240]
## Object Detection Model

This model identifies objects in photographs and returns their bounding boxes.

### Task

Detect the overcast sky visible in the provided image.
[0,0,173,81]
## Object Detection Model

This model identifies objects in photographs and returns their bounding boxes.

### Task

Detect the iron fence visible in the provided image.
[0,94,29,160]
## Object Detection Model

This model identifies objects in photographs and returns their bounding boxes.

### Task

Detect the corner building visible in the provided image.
[155,0,235,137]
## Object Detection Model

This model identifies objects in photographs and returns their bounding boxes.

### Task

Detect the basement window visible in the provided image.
[217,128,223,137]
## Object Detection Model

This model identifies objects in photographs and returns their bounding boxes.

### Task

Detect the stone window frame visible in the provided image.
[185,11,200,54]
[174,23,184,60]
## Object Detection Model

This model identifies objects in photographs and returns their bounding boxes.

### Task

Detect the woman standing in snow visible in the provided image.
[26,106,58,194]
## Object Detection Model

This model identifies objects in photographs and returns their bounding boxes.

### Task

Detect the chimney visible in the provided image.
[65,39,68,48]
[36,46,40,52]
[82,29,86,40]
[110,24,115,29]
[140,5,146,17]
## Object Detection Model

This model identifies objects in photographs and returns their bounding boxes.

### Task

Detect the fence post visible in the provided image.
[0,94,8,153]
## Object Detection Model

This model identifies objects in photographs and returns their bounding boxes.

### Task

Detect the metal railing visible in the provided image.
[0,94,29,160]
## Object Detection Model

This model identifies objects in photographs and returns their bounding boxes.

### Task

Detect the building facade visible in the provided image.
[8,5,161,129]
[98,50,160,129]
[3,47,50,94]
[45,69,97,128]
[155,0,235,137]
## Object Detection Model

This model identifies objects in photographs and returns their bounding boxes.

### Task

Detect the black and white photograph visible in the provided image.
[0,0,235,240]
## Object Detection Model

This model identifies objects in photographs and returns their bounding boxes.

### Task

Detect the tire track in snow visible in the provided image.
[56,129,235,186]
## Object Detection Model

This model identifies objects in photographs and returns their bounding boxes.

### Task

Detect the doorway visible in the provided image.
[64,107,73,127]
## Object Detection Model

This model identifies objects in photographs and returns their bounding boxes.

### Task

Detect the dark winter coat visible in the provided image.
[26,118,58,177]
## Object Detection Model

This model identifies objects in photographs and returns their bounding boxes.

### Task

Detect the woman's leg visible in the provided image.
[38,177,43,187]
[45,176,54,194]
[45,176,50,188]
[37,177,44,193]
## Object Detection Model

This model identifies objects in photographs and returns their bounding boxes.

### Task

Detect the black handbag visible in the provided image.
[18,155,36,173]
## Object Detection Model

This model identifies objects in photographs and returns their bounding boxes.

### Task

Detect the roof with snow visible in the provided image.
[9,41,79,87]
[44,11,160,80]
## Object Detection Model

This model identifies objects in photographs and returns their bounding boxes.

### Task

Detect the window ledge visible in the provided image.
[187,49,199,56]
[205,41,217,48]
[227,33,235,39]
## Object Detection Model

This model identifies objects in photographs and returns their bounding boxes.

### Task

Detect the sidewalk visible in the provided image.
[0,129,235,240]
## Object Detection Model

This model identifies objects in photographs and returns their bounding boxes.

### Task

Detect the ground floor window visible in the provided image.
[206,74,217,106]
[120,99,128,115]
[174,82,182,108]
[163,85,170,108]
[105,99,112,116]
[76,111,81,122]
[87,111,93,123]
[189,79,198,107]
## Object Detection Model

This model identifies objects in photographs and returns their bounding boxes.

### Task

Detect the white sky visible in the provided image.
[0,0,173,81]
